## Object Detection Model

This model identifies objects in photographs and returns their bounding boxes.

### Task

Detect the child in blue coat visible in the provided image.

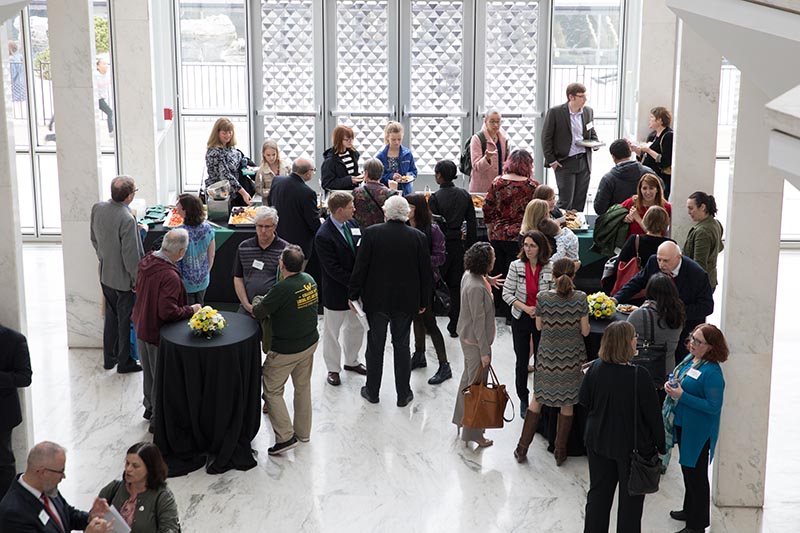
[375,121,418,195]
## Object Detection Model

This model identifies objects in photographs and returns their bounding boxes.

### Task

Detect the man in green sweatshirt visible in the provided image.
[252,244,319,456]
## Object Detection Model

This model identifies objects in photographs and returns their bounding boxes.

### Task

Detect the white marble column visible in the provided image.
[670,21,721,245]
[0,2,35,466]
[635,0,678,141]
[712,74,782,508]
[48,0,104,347]
[112,0,159,206]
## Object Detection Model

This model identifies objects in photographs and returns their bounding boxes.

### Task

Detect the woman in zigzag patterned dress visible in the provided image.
[514,257,589,466]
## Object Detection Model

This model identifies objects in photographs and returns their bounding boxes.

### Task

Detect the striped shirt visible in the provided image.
[233,236,288,302]
[338,151,357,176]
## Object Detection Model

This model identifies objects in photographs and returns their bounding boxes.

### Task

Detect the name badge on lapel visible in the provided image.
[39,510,50,525]
[252,259,264,270]
[686,368,701,380]
[351,228,361,236]
[585,121,594,131]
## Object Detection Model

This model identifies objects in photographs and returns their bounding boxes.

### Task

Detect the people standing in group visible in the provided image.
[594,139,656,216]
[0,323,32,498]
[254,138,291,201]
[579,322,666,533]
[97,442,180,533]
[131,228,201,431]
[428,159,478,338]
[452,242,498,448]
[542,82,600,211]
[664,324,728,533]
[406,194,451,385]
[503,230,554,417]
[352,158,399,228]
[349,196,431,407]
[630,106,673,199]
[175,193,215,305]
[205,118,251,206]
[514,258,590,465]
[375,121,418,195]
[684,191,724,291]
[94,56,114,134]
[482,149,539,321]
[621,174,671,238]
[314,192,367,387]
[268,157,322,263]
[468,110,510,193]
[90,175,145,373]
[321,125,363,191]
[252,245,320,456]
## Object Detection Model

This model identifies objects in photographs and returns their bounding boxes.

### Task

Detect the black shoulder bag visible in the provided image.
[628,366,661,495]
[633,307,668,389]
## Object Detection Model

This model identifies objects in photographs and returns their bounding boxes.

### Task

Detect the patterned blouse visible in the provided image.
[482,176,539,241]
[177,222,214,293]
[552,228,579,261]
[205,146,242,191]
[352,182,399,228]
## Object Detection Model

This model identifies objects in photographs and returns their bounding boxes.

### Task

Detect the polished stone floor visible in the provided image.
[18,244,799,532]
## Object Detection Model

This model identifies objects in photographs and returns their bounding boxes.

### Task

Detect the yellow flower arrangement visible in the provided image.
[587,292,616,320]
[188,306,226,339]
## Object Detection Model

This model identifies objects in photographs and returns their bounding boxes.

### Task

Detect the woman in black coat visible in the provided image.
[580,321,666,533]
[320,125,363,191]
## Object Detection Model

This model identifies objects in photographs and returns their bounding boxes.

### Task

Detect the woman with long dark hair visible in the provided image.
[685,191,724,291]
[620,174,671,237]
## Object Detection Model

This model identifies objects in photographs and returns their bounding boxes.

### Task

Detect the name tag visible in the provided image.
[686,368,701,380]
[252,259,264,270]
[586,121,594,131]
[39,510,50,525]
[542,272,552,281]
[351,228,361,236]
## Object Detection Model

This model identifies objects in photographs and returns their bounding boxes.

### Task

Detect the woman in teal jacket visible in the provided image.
[663,323,728,533]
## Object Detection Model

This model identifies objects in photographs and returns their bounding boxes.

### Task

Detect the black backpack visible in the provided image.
[458,131,486,176]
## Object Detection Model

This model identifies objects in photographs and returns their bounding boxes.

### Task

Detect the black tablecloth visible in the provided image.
[537,312,627,456]
[144,223,254,304]
[154,312,261,476]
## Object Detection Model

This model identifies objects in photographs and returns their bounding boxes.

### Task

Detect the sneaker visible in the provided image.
[296,436,310,443]
[410,351,427,370]
[427,362,452,385]
[268,436,299,456]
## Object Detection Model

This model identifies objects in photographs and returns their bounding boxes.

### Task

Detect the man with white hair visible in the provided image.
[0,441,112,532]
[349,195,432,407]
[233,206,288,317]
[132,228,201,430]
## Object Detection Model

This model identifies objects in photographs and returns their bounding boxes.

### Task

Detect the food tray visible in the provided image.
[228,206,259,226]
[163,208,184,228]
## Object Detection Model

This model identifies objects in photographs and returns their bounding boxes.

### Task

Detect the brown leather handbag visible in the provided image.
[461,364,514,429]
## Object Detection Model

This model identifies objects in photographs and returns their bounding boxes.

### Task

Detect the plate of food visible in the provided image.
[228,206,259,226]
[617,304,638,314]
[395,175,415,184]
[471,194,485,209]
[163,208,184,228]
[564,210,589,232]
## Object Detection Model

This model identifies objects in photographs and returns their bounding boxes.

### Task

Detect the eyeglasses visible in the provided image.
[688,335,708,346]
[310,168,317,172]
[256,223,276,230]
[43,467,66,477]
[487,119,501,124]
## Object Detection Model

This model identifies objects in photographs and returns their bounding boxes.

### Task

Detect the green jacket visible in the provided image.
[252,272,319,354]
[98,480,180,533]
[591,203,630,258]
[684,216,724,288]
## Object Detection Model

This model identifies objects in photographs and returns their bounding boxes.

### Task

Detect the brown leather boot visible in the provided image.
[554,413,574,466]
[513,411,541,463]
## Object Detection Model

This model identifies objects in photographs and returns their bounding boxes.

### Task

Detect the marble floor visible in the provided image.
[18,244,800,532]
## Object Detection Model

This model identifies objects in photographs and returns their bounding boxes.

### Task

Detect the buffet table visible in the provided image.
[154,312,261,476]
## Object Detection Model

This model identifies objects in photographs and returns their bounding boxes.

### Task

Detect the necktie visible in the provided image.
[40,493,65,532]
[343,224,355,252]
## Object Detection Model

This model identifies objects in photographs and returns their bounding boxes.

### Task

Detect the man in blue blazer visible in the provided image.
[613,241,714,358]
[0,441,111,532]
[315,192,367,387]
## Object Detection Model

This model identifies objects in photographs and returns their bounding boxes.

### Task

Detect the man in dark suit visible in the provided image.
[613,241,714,359]
[349,195,432,407]
[268,157,322,263]
[315,192,367,387]
[542,82,600,211]
[0,323,32,498]
[0,441,111,532]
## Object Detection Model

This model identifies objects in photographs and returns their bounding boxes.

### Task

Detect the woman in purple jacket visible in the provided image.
[406,194,451,384]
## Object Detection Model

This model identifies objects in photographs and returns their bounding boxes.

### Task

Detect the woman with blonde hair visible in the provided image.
[375,121,418,195]
[514,257,589,465]
[621,173,671,237]
[532,183,563,221]
[519,198,551,236]
[321,124,362,191]
[205,117,252,206]
[254,139,290,200]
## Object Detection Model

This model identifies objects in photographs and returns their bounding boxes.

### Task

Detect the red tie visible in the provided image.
[40,493,65,532]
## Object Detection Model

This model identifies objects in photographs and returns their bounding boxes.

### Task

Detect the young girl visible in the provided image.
[375,121,418,195]
[254,139,290,201]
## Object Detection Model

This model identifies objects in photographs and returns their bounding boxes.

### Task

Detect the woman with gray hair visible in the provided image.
[353,158,399,228]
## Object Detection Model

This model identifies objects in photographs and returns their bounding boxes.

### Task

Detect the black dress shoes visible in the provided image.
[670,510,687,521]
[410,351,427,369]
[397,391,414,407]
[327,372,341,386]
[143,409,152,420]
[117,361,143,374]
[343,363,367,375]
[427,362,452,385]
[103,360,116,370]
[360,386,379,404]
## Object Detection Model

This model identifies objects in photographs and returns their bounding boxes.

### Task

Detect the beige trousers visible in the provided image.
[452,341,487,442]
[263,342,318,443]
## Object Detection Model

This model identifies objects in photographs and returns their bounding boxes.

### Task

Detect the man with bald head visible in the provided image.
[613,241,714,358]
[267,157,322,261]
[0,441,112,532]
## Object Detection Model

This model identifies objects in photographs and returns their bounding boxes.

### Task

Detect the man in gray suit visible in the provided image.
[542,82,600,211]
[90,175,144,373]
